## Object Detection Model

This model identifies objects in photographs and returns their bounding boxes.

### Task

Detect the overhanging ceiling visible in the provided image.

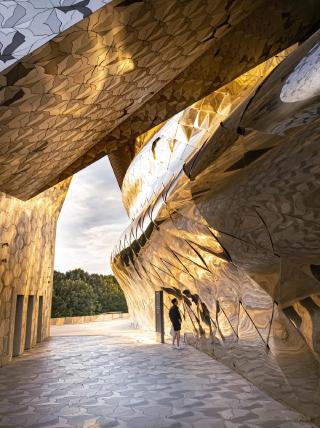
[0,0,319,199]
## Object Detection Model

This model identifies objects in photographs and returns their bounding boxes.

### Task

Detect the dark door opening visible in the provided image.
[155,290,164,343]
[12,295,24,357]
[25,295,34,350]
[37,296,43,343]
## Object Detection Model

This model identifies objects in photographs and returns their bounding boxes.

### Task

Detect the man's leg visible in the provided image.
[176,331,180,347]
[172,330,177,346]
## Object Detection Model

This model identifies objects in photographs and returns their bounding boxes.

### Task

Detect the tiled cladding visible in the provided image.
[112,31,320,424]
[0,0,242,199]
[0,0,112,72]
[121,49,293,220]
[0,0,319,200]
[0,178,70,366]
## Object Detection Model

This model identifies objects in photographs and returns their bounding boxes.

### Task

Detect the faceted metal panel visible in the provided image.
[0,1,112,72]
[121,50,292,220]
[0,178,70,366]
[0,0,242,199]
[0,0,319,199]
[112,32,320,424]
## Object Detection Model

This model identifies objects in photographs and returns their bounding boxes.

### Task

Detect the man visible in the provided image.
[169,298,182,349]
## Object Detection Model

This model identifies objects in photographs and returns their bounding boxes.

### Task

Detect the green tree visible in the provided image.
[51,269,128,318]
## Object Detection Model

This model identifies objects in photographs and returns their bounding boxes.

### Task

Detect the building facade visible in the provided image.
[111,33,320,423]
[0,0,319,424]
[0,180,70,366]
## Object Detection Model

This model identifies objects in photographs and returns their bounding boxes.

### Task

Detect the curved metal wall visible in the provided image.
[112,32,320,423]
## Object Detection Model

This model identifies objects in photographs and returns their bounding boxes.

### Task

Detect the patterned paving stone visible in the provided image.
[0,319,315,427]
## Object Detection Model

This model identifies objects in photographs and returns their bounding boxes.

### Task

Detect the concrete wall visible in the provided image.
[0,180,70,366]
[50,312,129,326]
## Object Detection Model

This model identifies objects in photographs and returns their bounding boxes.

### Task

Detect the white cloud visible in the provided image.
[54,157,130,274]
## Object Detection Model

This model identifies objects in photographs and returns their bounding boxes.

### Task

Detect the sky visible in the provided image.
[54,157,130,275]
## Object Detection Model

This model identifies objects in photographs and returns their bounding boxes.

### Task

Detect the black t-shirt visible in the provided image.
[169,305,181,324]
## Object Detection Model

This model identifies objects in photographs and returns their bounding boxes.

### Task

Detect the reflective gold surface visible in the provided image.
[112,32,320,424]
[121,49,293,220]
[0,179,70,366]
[0,0,319,199]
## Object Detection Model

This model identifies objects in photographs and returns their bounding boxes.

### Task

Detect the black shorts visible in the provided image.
[172,321,181,332]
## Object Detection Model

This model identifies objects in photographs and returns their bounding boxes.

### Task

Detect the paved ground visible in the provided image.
[0,319,314,428]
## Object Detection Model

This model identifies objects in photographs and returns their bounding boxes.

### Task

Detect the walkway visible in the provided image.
[0,319,314,428]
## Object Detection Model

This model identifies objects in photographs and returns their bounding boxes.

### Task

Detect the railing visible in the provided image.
[50,312,129,326]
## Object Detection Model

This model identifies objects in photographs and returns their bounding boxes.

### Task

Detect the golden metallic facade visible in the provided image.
[0,179,70,366]
[0,0,319,423]
[112,32,320,424]
[0,0,319,200]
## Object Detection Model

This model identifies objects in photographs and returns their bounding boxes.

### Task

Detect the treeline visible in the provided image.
[52,269,128,318]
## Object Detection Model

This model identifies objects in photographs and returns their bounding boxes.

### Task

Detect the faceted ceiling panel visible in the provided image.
[0,0,319,200]
[0,0,112,72]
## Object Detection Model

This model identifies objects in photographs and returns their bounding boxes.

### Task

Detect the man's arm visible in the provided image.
[169,307,174,323]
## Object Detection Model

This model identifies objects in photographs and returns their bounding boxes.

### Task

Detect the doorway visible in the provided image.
[25,295,34,350]
[12,295,24,357]
[155,290,164,343]
[37,296,43,343]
